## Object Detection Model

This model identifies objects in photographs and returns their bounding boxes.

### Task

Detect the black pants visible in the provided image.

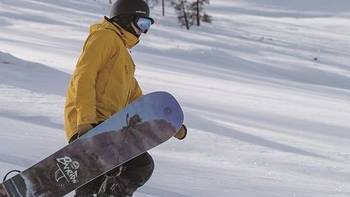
[70,133,154,196]
[75,152,154,197]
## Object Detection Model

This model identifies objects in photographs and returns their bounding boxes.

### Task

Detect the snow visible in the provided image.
[1,0,350,196]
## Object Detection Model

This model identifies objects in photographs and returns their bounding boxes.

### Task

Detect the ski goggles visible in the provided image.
[135,17,154,33]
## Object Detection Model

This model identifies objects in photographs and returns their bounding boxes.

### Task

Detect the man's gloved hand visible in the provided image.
[174,124,187,140]
[77,123,93,137]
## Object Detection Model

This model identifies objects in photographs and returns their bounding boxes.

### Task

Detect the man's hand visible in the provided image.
[174,125,187,140]
[77,123,93,137]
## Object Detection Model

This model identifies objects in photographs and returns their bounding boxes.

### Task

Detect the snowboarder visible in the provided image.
[64,0,187,196]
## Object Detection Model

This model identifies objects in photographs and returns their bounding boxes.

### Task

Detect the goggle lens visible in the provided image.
[136,17,153,33]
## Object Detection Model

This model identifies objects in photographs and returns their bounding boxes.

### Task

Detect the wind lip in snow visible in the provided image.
[0,51,70,96]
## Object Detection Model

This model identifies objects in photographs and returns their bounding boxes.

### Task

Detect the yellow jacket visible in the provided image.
[64,18,142,141]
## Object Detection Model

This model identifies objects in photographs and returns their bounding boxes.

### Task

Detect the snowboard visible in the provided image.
[0,91,184,197]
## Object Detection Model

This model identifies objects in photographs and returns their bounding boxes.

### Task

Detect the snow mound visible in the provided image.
[1,0,350,196]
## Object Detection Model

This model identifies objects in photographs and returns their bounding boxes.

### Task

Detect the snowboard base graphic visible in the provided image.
[0,92,184,197]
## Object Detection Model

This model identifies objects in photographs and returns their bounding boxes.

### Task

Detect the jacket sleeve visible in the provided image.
[73,30,118,125]
[129,77,143,103]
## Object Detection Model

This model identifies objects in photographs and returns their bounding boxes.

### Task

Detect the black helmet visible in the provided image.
[110,0,154,23]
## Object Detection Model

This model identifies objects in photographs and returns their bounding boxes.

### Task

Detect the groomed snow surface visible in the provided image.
[0,0,350,196]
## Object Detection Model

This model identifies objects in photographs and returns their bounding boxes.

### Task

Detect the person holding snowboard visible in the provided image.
[64,0,187,196]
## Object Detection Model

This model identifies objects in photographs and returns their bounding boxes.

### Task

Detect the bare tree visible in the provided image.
[171,0,191,30]
[189,0,211,26]
[145,0,159,8]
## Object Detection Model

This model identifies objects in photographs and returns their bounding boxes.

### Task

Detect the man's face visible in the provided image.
[131,22,143,37]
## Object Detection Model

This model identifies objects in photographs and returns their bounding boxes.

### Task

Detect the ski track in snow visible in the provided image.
[1,0,350,196]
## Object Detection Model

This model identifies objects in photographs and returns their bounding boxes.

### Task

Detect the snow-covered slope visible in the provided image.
[0,0,350,196]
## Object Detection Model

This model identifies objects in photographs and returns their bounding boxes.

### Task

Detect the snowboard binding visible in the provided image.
[2,170,21,182]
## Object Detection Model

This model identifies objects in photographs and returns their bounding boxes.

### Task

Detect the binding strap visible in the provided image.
[3,170,21,182]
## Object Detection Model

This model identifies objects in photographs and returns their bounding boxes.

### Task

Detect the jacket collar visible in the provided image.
[102,16,139,49]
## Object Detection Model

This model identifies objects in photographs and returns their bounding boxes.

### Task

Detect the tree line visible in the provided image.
[105,0,212,30]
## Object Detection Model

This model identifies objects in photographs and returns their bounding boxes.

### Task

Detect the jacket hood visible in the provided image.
[89,18,139,49]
